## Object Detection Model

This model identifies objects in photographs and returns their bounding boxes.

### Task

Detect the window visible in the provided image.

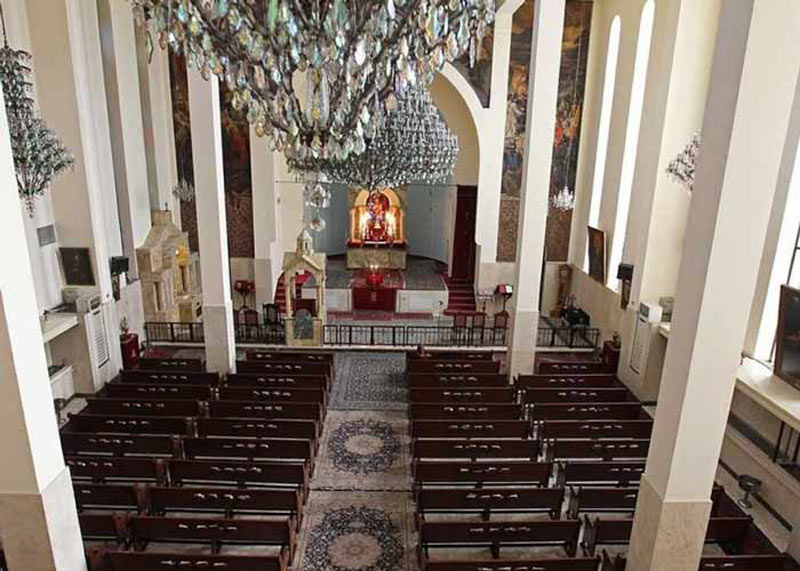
[585,16,622,270]
[607,1,655,288]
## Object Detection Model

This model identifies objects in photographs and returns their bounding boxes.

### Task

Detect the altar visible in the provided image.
[347,188,407,270]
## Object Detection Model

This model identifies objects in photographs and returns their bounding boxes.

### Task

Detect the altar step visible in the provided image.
[274,274,287,314]
[443,279,477,315]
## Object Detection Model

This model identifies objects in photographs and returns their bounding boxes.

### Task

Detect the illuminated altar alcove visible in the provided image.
[347,188,408,269]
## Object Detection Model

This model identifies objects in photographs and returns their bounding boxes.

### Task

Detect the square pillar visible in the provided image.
[627,1,800,569]
[508,0,565,376]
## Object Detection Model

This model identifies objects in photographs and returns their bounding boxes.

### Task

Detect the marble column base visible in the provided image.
[508,308,539,376]
[202,302,235,374]
[0,468,86,571]
[627,474,713,571]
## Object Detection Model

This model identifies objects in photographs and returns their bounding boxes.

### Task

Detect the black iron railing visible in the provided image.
[145,322,285,345]
[323,324,508,347]
[536,326,600,349]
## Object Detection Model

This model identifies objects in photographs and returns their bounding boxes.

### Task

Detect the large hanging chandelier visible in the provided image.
[287,84,458,191]
[131,0,494,159]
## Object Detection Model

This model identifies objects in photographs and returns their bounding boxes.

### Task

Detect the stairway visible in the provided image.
[274,274,287,314]
[443,277,477,316]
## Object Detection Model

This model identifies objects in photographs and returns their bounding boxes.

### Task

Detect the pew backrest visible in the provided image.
[217,387,326,405]
[411,420,530,439]
[225,373,329,389]
[166,459,308,490]
[246,350,333,363]
[531,403,643,422]
[558,461,646,487]
[524,388,632,404]
[516,374,616,389]
[84,398,202,417]
[236,361,330,376]
[538,362,606,375]
[120,370,218,386]
[409,387,517,403]
[409,403,523,421]
[408,373,510,388]
[182,437,313,462]
[421,557,600,571]
[539,420,653,440]
[64,414,190,436]
[196,418,317,441]
[61,433,178,457]
[207,401,322,424]
[137,358,204,372]
[414,461,551,487]
[412,438,539,460]
[104,383,212,400]
[102,552,287,571]
[548,439,650,461]
[408,360,501,373]
[416,487,565,519]
[66,456,163,483]
[147,486,302,520]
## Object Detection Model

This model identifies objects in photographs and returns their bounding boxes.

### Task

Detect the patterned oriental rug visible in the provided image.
[331,352,407,411]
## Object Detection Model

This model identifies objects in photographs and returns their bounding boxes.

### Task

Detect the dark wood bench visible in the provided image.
[408,373,510,388]
[410,403,523,421]
[246,350,333,363]
[120,370,219,386]
[409,388,517,403]
[83,398,203,417]
[414,461,551,487]
[225,372,329,390]
[166,459,308,491]
[516,374,617,389]
[411,420,530,439]
[128,515,295,557]
[600,552,787,571]
[66,456,164,484]
[547,438,650,461]
[196,418,318,443]
[182,437,314,463]
[556,461,646,487]
[236,360,331,376]
[104,383,213,400]
[148,486,302,524]
[531,403,644,422]
[74,484,144,512]
[421,556,600,571]
[523,388,632,404]
[207,401,323,427]
[539,420,653,440]
[416,487,565,521]
[412,439,539,460]
[409,360,501,373]
[138,358,205,371]
[64,414,191,436]
[98,551,288,571]
[419,519,581,558]
[538,362,607,375]
[61,433,179,457]
[79,513,126,544]
[409,350,496,360]
[570,485,725,519]
[218,387,327,407]
[583,515,752,556]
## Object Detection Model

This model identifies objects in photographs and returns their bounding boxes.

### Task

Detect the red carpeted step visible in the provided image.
[274,274,287,314]
[443,274,477,316]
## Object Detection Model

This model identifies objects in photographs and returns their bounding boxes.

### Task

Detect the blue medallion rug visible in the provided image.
[331,352,407,411]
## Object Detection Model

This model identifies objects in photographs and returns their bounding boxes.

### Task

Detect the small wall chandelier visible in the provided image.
[666,130,701,192]
[551,185,576,211]
[172,178,195,202]
[131,0,494,159]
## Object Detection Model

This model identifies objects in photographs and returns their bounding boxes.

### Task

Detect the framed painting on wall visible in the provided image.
[587,226,606,284]
[59,247,95,286]
[775,285,800,392]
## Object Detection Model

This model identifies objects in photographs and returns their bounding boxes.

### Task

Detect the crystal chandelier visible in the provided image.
[287,84,458,191]
[131,0,494,159]
[551,185,575,211]
[667,130,701,192]
[172,178,195,202]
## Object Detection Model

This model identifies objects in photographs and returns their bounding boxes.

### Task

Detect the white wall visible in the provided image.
[303,183,349,256]
[405,185,455,263]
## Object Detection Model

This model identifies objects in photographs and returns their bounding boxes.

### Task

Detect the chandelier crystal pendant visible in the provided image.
[287,84,458,191]
[551,184,575,212]
[131,0,494,159]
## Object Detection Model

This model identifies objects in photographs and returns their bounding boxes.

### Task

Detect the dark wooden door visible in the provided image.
[451,186,478,282]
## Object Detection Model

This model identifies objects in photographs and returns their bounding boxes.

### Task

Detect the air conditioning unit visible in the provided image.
[629,301,664,374]
[63,286,100,313]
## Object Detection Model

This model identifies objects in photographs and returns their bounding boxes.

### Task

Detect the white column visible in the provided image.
[251,127,283,312]
[0,88,86,571]
[507,0,565,376]
[97,0,152,278]
[627,1,800,569]
[187,67,236,374]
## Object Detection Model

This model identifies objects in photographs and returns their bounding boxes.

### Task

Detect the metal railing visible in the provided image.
[536,326,600,349]
[145,322,285,345]
[323,324,508,347]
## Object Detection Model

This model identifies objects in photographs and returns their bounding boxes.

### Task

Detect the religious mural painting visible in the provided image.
[497,0,593,262]
[453,26,494,107]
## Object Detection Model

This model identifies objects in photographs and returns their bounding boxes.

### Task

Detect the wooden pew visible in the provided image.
[409,387,517,403]
[61,433,178,457]
[225,372,329,390]
[120,370,219,386]
[410,403,523,421]
[147,486,302,524]
[138,357,204,371]
[523,388,632,404]
[196,418,318,443]
[516,374,617,389]
[166,459,308,492]
[538,361,606,375]
[539,420,653,440]
[557,461,646,487]
[416,487,565,521]
[99,551,288,571]
[218,387,327,407]
[207,401,323,427]
[79,513,126,544]
[64,414,191,436]
[128,515,295,557]
[408,350,495,361]
[570,485,725,519]
[182,437,314,463]
[66,456,164,484]
[411,420,530,439]
[236,360,330,376]
[103,383,213,400]
[408,373,510,388]
[547,438,650,461]
[600,552,787,571]
[583,516,752,556]
[530,403,644,422]
[421,557,600,571]
[408,360,501,374]
[74,484,144,512]
[419,520,581,558]
[83,398,203,417]
[413,461,551,487]
[246,350,333,363]
[412,439,539,460]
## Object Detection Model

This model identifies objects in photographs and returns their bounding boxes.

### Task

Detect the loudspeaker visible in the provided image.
[617,263,634,282]
[110,256,129,276]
